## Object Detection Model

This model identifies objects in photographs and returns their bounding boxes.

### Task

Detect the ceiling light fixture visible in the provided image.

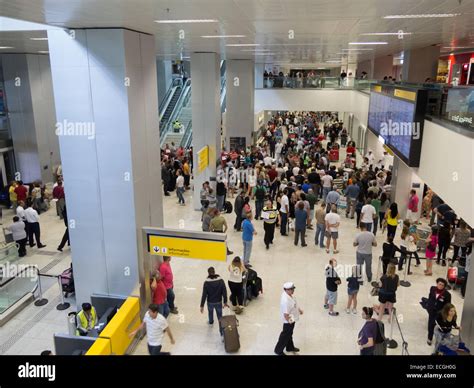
[349,42,388,45]
[241,49,272,52]
[155,19,218,23]
[38,51,49,53]
[30,37,48,41]
[201,35,246,38]
[360,32,412,36]
[383,14,460,19]
[442,46,469,49]
[0,46,14,49]
[342,48,374,51]
[226,43,260,47]
[253,53,275,55]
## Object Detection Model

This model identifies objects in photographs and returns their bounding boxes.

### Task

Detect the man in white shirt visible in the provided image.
[292,165,300,177]
[16,201,26,221]
[360,199,377,232]
[5,216,27,257]
[263,155,273,167]
[274,282,303,355]
[24,203,46,248]
[365,150,375,168]
[275,142,283,163]
[280,189,290,236]
[129,304,175,355]
[325,205,341,254]
[176,170,185,206]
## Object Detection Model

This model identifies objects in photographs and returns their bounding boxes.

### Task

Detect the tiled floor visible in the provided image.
[0,153,465,356]
[132,188,465,356]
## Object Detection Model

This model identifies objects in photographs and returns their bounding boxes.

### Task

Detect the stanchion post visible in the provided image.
[400,257,411,287]
[387,307,398,349]
[56,275,70,311]
[34,267,48,307]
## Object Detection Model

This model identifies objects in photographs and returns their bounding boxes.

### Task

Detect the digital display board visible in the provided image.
[367,85,427,167]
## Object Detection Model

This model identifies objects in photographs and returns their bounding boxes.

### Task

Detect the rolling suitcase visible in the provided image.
[219,314,240,353]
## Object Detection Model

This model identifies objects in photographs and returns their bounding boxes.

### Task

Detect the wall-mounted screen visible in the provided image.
[367,85,427,167]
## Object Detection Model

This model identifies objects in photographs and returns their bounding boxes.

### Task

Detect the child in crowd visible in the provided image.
[424,226,438,276]
[324,259,341,316]
[346,266,360,315]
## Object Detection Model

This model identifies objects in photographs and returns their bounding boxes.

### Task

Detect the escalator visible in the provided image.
[159,85,182,128]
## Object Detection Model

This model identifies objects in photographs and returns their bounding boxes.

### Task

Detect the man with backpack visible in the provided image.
[254,181,267,220]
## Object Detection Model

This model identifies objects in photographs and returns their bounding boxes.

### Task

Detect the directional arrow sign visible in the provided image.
[153,246,160,253]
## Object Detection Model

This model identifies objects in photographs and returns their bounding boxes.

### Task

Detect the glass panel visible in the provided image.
[0,266,37,314]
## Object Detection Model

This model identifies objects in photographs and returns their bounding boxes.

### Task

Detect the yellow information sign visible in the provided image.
[373,85,382,93]
[149,235,227,262]
[197,146,209,173]
[394,89,417,102]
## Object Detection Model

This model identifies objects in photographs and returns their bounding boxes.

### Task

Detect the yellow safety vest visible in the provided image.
[76,307,98,336]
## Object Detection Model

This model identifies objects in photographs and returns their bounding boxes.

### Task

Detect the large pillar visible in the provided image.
[391,156,423,220]
[47,28,163,308]
[373,55,394,80]
[225,59,254,149]
[156,59,173,106]
[402,46,441,83]
[461,270,474,351]
[2,54,61,183]
[190,52,221,210]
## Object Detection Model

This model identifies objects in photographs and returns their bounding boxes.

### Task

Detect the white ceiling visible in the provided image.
[1,0,474,67]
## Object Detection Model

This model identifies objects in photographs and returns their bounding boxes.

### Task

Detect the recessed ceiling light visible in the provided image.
[0,46,14,49]
[254,53,275,56]
[384,14,460,19]
[241,49,272,52]
[30,37,48,41]
[360,32,412,36]
[326,60,342,63]
[226,43,259,47]
[201,35,246,38]
[155,19,218,23]
[349,42,388,45]
[342,48,374,51]
[38,51,49,54]
[442,46,469,49]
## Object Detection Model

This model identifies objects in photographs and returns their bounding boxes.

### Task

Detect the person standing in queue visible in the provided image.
[357,307,378,355]
[5,216,27,257]
[234,190,245,232]
[274,282,303,356]
[426,278,451,346]
[262,199,278,249]
[129,304,175,355]
[57,205,70,252]
[159,256,179,315]
[280,189,290,236]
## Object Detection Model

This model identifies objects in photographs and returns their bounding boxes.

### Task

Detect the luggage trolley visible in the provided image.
[415,224,431,251]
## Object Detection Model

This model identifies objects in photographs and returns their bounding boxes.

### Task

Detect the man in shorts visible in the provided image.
[325,205,341,254]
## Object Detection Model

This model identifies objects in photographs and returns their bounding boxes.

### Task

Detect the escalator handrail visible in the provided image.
[159,85,179,121]
[0,265,39,314]
[180,119,192,148]
[160,79,191,146]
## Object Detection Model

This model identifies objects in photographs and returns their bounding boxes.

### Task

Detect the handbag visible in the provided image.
[370,286,380,297]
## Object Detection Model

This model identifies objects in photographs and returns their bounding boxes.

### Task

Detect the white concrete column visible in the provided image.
[190,52,221,210]
[391,156,423,220]
[346,61,357,86]
[226,59,254,150]
[48,28,163,308]
[254,63,264,88]
[156,59,173,106]
[402,46,441,83]
[2,54,60,183]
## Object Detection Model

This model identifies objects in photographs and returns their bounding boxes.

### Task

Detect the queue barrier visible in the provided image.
[86,296,141,355]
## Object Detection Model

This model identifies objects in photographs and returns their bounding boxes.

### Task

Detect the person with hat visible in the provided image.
[274,282,303,355]
[76,303,98,336]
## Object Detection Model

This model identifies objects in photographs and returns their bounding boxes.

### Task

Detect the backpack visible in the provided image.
[255,186,265,200]
[374,320,388,355]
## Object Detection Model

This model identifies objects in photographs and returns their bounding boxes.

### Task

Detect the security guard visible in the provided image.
[76,303,98,336]
[262,199,278,249]
[172,120,182,133]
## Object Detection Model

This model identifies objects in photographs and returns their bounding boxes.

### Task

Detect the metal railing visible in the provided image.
[260,76,376,90]
[180,120,193,148]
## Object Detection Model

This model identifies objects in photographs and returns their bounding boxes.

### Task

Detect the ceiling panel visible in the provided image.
[0,0,473,64]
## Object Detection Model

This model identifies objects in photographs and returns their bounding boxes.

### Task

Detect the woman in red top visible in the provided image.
[151,272,170,317]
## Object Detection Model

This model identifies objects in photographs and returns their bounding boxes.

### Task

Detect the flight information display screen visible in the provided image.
[368,91,417,159]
